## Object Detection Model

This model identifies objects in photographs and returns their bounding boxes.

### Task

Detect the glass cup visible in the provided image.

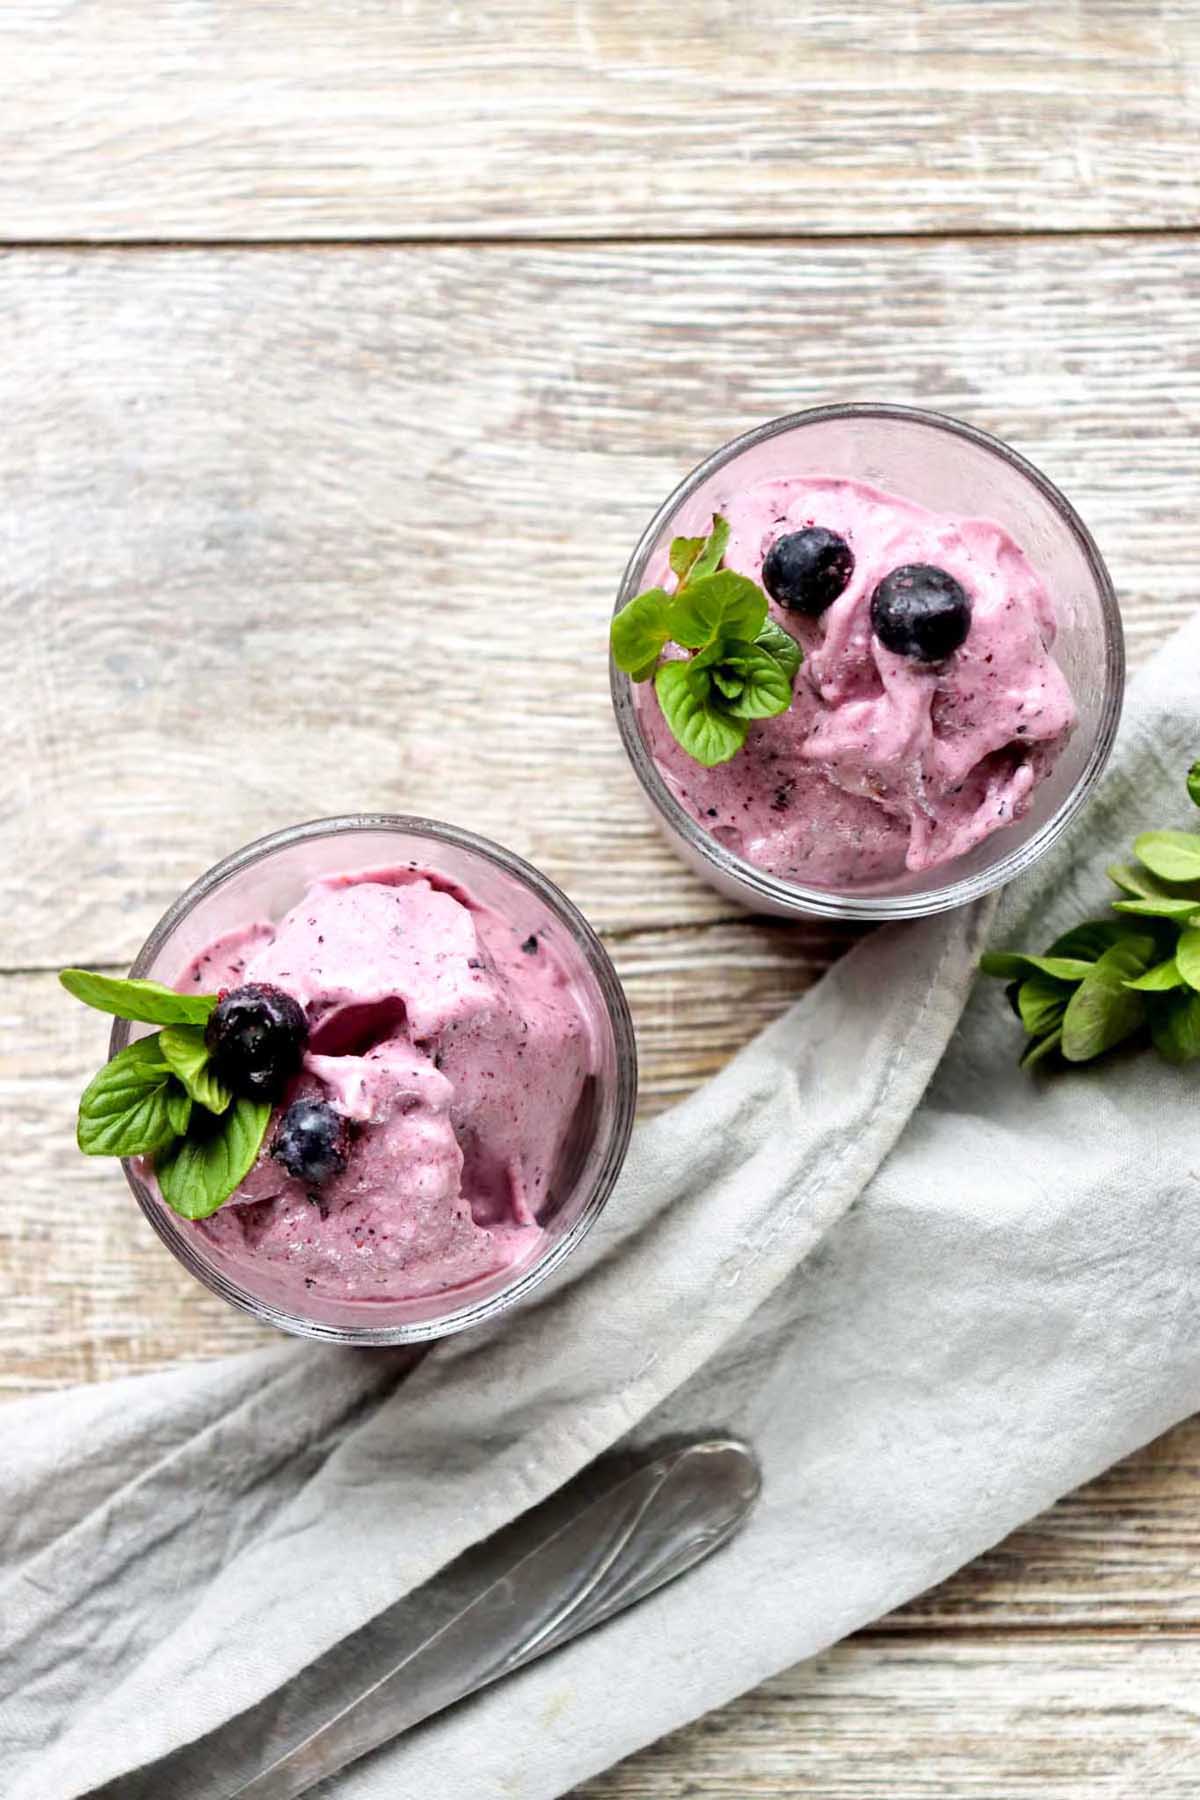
[611,404,1124,921]
[112,816,637,1344]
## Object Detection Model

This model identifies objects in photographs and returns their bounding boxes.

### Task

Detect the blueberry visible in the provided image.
[204,982,308,1101]
[870,564,972,662]
[762,527,854,616]
[271,1098,347,1187]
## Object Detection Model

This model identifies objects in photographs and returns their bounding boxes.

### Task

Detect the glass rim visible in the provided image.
[112,813,638,1345]
[610,402,1125,921]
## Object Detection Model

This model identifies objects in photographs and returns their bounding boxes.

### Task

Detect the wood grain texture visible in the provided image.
[0,3,1197,239]
[2,236,1198,970]
[575,1633,1200,1797]
[4,226,1200,1796]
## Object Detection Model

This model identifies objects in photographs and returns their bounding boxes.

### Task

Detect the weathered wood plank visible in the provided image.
[576,1632,1200,1797]
[0,4,1196,239]
[1,237,1197,969]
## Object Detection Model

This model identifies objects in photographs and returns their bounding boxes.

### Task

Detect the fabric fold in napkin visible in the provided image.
[4,615,1200,1800]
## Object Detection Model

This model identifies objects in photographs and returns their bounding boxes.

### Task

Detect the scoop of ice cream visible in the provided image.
[638,475,1077,887]
[178,872,595,1302]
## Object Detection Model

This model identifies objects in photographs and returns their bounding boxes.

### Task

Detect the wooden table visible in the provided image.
[3,4,1199,1792]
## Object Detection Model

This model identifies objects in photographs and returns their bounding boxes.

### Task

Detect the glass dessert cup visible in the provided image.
[112,817,637,1344]
[611,404,1124,922]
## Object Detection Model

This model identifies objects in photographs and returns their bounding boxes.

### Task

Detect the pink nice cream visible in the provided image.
[636,474,1078,890]
[167,868,596,1304]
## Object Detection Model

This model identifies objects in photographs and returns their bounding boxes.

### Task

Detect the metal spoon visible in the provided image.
[229,1437,761,1799]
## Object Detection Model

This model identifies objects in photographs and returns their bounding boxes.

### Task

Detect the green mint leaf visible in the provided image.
[668,517,729,589]
[611,588,673,679]
[1151,989,1200,1063]
[60,969,216,1027]
[711,640,794,721]
[712,668,745,701]
[689,515,730,585]
[1132,831,1200,884]
[1174,926,1200,992]
[155,1096,272,1221]
[1016,972,1073,1038]
[669,535,707,583]
[77,1035,179,1157]
[1112,896,1200,922]
[665,570,766,650]
[980,951,1095,984]
[1106,862,1196,901]
[1188,762,1200,809]
[159,1023,233,1114]
[654,661,748,767]
[166,1084,194,1135]
[1124,958,1184,993]
[754,617,803,684]
[1060,938,1154,1062]
[1020,1028,1063,1071]
[1048,920,1145,961]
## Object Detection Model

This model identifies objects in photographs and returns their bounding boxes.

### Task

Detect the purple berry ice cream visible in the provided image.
[636,475,1078,888]
[167,868,597,1304]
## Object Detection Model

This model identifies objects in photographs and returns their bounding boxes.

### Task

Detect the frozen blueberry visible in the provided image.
[271,1099,347,1186]
[762,527,854,616]
[204,982,308,1101]
[870,564,972,662]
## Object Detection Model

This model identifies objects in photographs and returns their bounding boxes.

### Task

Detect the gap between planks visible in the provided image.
[0,225,1197,254]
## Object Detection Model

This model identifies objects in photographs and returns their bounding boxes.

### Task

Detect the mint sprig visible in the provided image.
[62,971,272,1218]
[611,515,802,768]
[981,761,1200,1069]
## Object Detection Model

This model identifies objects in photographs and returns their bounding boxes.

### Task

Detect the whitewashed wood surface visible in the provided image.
[3,5,1200,1795]
[0,2,1197,238]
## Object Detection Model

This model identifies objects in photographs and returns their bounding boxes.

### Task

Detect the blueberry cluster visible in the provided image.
[204,983,351,1187]
[762,527,972,663]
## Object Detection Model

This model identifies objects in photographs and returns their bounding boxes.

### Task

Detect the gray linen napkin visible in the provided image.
[4,614,1199,1800]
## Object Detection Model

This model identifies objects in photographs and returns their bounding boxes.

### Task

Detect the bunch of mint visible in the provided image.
[60,971,271,1218]
[610,515,801,767]
[981,762,1200,1069]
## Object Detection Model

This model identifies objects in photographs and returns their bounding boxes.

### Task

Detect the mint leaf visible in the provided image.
[654,662,748,767]
[1174,926,1200,992]
[60,970,216,1027]
[77,1035,180,1157]
[1188,762,1200,809]
[712,668,745,701]
[159,1023,233,1114]
[1107,862,1197,901]
[167,1084,194,1135]
[1124,958,1184,993]
[1112,896,1200,922]
[1020,1028,1063,1070]
[666,570,766,650]
[1049,920,1143,961]
[1152,989,1200,1063]
[668,516,729,589]
[1132,831,1200,884]
[709,640,794,721]
[1016,972,1072,1037]
[155,1096,272,1221]
[669,535,706,583]
[980,951,1095,984]
[689,515,730,584]
[611,588,673,680]
[1061,938,1153,1062]
[754,617,803,684]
